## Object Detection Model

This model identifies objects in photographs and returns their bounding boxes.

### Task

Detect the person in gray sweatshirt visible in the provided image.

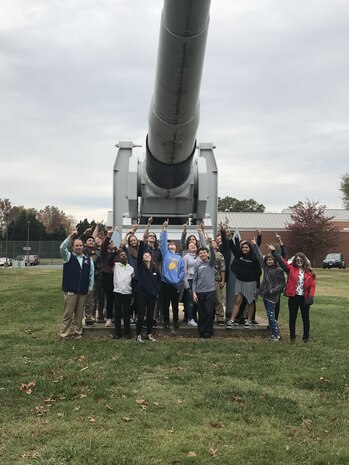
[192,243,216,339]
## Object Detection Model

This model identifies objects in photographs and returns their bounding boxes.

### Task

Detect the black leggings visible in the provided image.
[102,272,114,319]
[288,295,310,341]
[136,293,156,336]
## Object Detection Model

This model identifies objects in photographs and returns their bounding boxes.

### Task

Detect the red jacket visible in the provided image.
[279,256,316,301]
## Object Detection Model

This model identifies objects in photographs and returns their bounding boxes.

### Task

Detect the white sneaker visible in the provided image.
[105,319,112,327]
[147,334,156,342]
[244,320,252,328]
[188,319,198,327]
[136,335,144,343]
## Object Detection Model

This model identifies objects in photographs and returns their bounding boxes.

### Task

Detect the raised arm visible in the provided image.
[268,244,290,273]
[256,229,262,247]
[143,217,153,241]
[275,233,286,258]
[60,228,78,263]
[160,220,168,257]
[197,223,208,247]
[219,224,230,252]
[251,239,264,267]
[181,222,187,250]
[137,240,145,264]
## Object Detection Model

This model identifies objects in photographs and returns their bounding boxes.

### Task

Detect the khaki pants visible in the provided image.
[83,292,94,321]
[215,282,225,320]
[60,292,87,338]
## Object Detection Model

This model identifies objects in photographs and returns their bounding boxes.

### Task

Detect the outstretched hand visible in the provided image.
[69,227,79,239]
[267,243,276,251]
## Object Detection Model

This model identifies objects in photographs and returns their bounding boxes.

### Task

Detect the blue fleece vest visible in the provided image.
[62,254,91,294]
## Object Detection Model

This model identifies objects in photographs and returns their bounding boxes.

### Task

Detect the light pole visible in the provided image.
[27,221,30,267]
[5,213,9,267]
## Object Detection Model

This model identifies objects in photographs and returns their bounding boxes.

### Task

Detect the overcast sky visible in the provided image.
[1,0,348,222]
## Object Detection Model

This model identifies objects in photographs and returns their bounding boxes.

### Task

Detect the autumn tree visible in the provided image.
[340,173,349,209]
[38,205,71,237]
[286,200,339,265]
[218,196,265,212]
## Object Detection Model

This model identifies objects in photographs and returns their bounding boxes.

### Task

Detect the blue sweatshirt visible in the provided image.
[160,230,185,287]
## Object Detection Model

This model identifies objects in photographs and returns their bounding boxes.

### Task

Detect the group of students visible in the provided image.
[98,218,219,342]
[59,218,316,344]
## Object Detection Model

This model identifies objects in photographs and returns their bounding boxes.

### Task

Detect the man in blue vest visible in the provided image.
[59,228,94,340]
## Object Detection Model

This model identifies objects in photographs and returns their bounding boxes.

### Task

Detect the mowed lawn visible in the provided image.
[0,268,348,465]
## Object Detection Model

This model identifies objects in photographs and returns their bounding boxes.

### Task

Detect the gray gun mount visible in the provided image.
[113,0,218,239]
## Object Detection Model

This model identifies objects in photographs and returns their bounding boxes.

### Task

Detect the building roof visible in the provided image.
[218,209,349,230]
[217,212,291,230]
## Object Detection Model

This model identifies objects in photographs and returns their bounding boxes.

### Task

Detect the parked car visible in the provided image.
[14,255,40,266]
[322,253,346,269]
[0,257,12,267]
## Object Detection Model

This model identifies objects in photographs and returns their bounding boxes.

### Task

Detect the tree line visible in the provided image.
[0,199,97,241]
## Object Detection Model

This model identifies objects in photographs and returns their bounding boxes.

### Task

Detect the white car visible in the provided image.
[0,257,12,267]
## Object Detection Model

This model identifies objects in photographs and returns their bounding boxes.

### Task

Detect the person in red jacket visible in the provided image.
[268,244,316,343]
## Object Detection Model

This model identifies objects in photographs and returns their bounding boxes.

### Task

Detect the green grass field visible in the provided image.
[0,268,348,465]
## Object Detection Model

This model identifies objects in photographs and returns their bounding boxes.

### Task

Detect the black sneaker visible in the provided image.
[152,320,158,327]
[85,319,95,327]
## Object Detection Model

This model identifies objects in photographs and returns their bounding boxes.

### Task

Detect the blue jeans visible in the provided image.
[263,299,280,338]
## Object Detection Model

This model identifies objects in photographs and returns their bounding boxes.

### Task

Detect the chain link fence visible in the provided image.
[0,241,62,264]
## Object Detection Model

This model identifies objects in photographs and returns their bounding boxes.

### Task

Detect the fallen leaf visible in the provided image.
[106,404,114,412]
[122,416,132,422]
[136,399,148,409]
[228,395,244,408]
[153,402,159,406]
[168,427,175,433]
[89,416,96,423]
[57,412,65,417]
[187,451,197,457]
[80,366,89,372]
[136,399,147,405]
[210,420,224,429]
[34,406,48,416]
[319,376,330,383]
[19,381,36,395]
[43,397,56,406]
[209,447,217,457]
[77,355,87,363]
[74,406,80,411]
[176,399,183,404]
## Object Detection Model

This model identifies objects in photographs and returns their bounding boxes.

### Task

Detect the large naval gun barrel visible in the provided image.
[113,0,217,236]
[146,0,211,190]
